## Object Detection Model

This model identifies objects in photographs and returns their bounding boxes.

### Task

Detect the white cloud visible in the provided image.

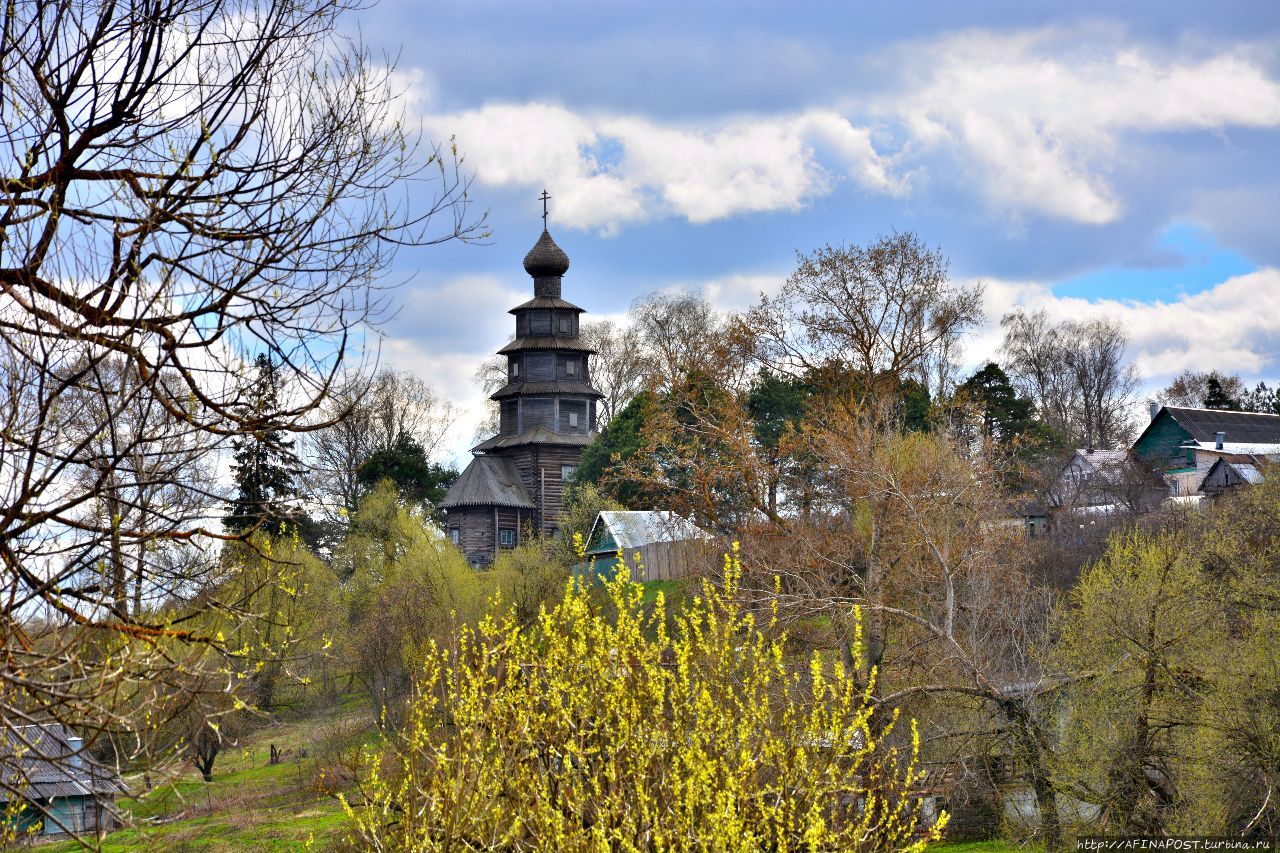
[965,268,1280,385]
[421,102,900,233]
[887,29,1280,223]
[405,28,1280,231]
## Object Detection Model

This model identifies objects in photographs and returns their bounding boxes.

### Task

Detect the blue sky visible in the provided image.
[342,1,1280,461]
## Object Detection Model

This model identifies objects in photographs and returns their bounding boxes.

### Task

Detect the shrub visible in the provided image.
[343,547,945,851]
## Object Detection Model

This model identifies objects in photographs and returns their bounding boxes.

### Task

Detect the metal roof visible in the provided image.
[1186,441,1280,455]
[471,426,597,453]
[586,511,711,554]
[1072,448,1128,468]
[1158,406,1280,444]
[440,456,535,509]
[0,724,127,802]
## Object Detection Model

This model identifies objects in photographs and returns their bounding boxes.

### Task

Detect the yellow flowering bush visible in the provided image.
[343,548,945,851]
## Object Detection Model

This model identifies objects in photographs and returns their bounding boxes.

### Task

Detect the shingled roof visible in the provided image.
[1159,406,1280,444]
[471,426,596,453]
[440,456,535,509]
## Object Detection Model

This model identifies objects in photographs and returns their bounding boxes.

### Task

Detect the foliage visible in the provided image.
[335,482,491,730]
[227,355,311,538]
[308,368,458,537]
[357,434,458,521]
[1050,528,1223,834]
[1156,369,1247,410]
[488,540,571,626]
[576,391,657,504]
[955,363,1038,445]
[1241,381,1280,414]
[343,551,945,851]
[1201,375,1241,410]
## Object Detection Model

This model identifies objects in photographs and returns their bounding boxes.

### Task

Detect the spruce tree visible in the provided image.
[226,354,309,536]
[1202,376,1242,411]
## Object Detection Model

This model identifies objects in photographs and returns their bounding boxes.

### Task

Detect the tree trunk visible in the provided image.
[1005,698,1062,852]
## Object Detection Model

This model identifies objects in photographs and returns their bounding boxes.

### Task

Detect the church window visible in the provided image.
[565,358,577,376]
[449,528,460,545]
[561,464,576,482]
[499,528,516,547]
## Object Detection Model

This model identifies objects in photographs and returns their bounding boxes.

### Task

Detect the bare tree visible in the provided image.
[307,368,456,525]
[1155,369,1247,409]
[630,291,755,392]
[1002,310,1139,449]
[0,0,481,820]
[580,319,651,427]
[752,403,1067,849]
[748,232,984,396]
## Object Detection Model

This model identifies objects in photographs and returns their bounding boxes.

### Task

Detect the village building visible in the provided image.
[581,510,712,582]
[1132,405,1280,497]
[440,224,603,566]
[1051,447,1165,517]
[1200,454,1271,498]
[0,724,126,839]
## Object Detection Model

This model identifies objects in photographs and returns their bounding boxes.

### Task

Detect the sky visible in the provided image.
[340,1,1280,465]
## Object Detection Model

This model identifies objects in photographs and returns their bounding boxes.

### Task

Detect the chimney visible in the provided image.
[67,735,82,770]
[1149,402,1160,422]
[1215,431,1225,450]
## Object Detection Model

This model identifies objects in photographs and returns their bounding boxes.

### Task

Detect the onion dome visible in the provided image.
[523,229,570,278]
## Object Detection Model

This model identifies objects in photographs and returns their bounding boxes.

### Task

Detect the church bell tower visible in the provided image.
[440,197,602,565]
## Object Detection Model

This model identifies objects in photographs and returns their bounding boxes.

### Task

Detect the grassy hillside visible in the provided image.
[40,699,375,852]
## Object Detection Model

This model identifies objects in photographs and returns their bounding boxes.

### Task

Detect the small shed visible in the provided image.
[1200,455,1271,498]
[582,511,712,582]
[0,724,126,838]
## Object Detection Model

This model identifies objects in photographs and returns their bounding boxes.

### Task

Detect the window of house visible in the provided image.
[449,528,460,545]
[561,464,576,482]
[499,528,516,547]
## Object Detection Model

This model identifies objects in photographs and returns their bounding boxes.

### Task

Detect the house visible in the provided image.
[0,724,126,839]
[440,223,604,566]
[1053,448,1163,515]
[1199,454,1272,498]
[582,511,712,582]
[1133,405,1280,496]
[1055,448,1129,510]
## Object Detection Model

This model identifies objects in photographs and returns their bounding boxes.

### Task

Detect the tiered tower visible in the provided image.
[441,225,602,566]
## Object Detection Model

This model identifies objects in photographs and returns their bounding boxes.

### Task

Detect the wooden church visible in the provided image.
[440,221,602,565]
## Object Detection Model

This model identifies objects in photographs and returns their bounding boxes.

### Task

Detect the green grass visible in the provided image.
[38,698,376,852]
[936,841,1045,853]
[639,578,689,606]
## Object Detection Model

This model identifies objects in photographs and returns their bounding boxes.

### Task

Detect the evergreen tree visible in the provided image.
[357,432,458,522]
[956,362,1037,443]
[226,354,310,536]
[575,392,655,506]
[1203,376,1242,411]
[1241,381,1280,415]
